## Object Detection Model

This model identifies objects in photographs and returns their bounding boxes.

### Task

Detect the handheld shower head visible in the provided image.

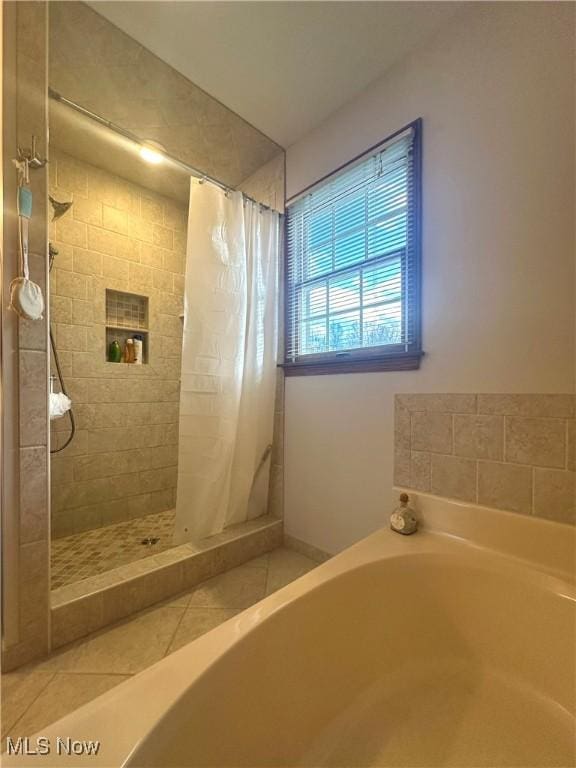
[49,195,73,221]
[49,242,58,271]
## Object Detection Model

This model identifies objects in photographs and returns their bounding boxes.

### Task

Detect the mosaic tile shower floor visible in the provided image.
[51,510,176,589]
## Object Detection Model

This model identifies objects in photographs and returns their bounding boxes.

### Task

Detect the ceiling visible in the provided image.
[50,99,191,203]
[87,1,464,148]
[50,1,282,189]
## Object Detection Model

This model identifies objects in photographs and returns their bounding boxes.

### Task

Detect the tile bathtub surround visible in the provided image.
[1,547,318,743]
[49,147,187,537]
[394,394,575,524]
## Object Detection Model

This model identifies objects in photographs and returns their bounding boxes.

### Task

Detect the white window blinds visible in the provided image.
[284,122,421,371]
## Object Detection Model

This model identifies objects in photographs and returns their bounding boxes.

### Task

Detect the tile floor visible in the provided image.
[51,509,176,589]
[2,547,318,742]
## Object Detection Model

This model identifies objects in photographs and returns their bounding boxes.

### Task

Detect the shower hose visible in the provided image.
[49,243,75,453]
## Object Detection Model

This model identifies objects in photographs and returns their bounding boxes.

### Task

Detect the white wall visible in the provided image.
[284,3,575,554]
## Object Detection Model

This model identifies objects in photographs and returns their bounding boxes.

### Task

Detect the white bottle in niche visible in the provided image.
[133,334,143,365]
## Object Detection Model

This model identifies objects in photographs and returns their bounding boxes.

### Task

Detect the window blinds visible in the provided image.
[285,123,421,366]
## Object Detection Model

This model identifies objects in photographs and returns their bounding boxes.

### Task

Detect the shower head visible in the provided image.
[49,195,73,221]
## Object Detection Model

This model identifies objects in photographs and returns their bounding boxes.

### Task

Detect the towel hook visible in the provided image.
[17,135,47,170]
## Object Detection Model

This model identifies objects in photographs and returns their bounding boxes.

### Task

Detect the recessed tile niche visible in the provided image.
[105,289,149,363]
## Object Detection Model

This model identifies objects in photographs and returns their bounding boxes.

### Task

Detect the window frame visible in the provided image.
[282,118,423,377]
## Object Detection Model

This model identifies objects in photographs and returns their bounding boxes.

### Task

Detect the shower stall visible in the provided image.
[1,0,285,673]
[32,2,286,654]
[47,92,283,595]
[47,119,190,589]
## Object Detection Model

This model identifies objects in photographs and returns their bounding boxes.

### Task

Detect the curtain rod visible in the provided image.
[48,88,278,213]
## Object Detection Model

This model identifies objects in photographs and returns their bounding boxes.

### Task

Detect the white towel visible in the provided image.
[50,391,72,420]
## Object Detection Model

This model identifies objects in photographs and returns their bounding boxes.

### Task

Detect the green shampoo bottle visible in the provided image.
[108,339,122,363]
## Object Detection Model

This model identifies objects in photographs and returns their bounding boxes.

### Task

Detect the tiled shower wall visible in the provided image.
[394,394,575,524]
[49,148,187,538]
[2,1,51,671]
[240,154,286,214]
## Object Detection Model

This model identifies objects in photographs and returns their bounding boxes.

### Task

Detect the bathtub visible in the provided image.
[6,494,575,767]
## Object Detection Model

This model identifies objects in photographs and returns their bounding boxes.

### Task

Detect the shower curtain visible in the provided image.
[174,179,280,543]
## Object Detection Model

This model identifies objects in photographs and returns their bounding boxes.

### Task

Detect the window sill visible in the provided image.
[280,352,423,377]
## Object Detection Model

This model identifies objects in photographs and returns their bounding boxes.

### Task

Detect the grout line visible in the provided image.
[162,606,189,659]
[475,459,479,503]
[263,561,271,597]
[6,670,136,741]
[564,419,568,470]
[51,671,133,678]
[3,671,57,737]
[163,557,272,657]
[464,456,566,472]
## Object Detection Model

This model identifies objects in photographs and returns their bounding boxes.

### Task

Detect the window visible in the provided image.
[283,120,422,375]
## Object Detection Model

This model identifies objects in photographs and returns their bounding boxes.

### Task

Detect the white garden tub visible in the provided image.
[7,494,575,767]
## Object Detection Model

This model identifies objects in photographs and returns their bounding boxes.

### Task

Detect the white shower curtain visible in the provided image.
[174,179,280,543]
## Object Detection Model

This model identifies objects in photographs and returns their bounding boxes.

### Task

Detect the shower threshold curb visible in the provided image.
[50,516,283,650]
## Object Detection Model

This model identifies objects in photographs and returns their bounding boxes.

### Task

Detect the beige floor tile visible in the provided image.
[1,545,321,749]
[158,549,270,610]
[187,563,267,609]
[1,668,55,739]
[7,673,130,739]
[167,608,241,654]
[242,552,270,569]
[13,639,90,677]
[266,548,317,595]
[162,591,194,609]
[48,604,185,675]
